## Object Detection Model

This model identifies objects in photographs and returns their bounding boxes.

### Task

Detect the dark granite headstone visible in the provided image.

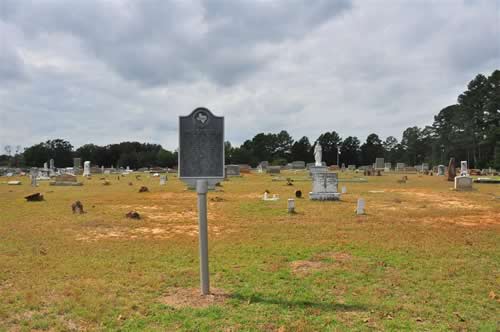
[447,157,456,181]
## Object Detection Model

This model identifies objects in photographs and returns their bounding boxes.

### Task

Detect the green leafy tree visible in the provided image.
[291,136,312,162]
[360,134,385,165]
[340,136,360,166]
[316,131,342,165]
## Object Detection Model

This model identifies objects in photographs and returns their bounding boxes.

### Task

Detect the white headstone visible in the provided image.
[460,161,468,176]
[356,198,365,215]
[83,161,91,176]
[341,186,347,194]
[43,162,48,170]
[454,176,472,191]
[159,175,167,186]
[437,165,445,176]
[287,198,295,213]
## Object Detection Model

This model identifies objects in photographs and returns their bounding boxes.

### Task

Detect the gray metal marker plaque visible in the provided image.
[179,107,224,187]
[178,107,224,295]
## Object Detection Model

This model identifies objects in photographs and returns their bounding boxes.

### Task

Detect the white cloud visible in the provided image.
[0,0,498,151]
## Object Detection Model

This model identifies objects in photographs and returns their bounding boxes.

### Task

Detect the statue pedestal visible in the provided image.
[309,166,328,176]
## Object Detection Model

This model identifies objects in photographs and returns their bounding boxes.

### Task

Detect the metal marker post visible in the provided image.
[196,179,210,295]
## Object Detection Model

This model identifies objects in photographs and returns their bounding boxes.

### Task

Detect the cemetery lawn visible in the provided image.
[0,172,499,331]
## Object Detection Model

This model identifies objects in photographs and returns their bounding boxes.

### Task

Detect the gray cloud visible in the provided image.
[0,0,498,152]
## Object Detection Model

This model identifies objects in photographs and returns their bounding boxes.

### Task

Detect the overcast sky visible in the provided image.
[0,0,498,151]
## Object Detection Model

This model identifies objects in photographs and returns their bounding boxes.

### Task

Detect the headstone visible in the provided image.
[49,159,54,170]
[225,165,240,176]
[309,172,341,201]
[43,162,48,170]
[267,166,281,174]
[309,165,328,175]
[30,168,39,187]
[348,165,356,170]
[307,162,326,169]
[341,163,346,171]
[263,192,279,201]
[447,158,456,181]
[258,161,269,170]
[291,161,306,169]
[73,158,81,171]
[384,162,391,172]
[50,174,82,186]
[460,161,468,176]
[437,165,445,176]
[159,175,167,185]
[396,162,405,171]
[422,163,429,171]
[341,186,347,194]
[83,161,91,177]
[375,158,384,170]
[356,198,365,215]
[239,164,251,173]
[31,174,38,187]
[454,176,473,191]
[287,198,295,213]
[7,181,21,185]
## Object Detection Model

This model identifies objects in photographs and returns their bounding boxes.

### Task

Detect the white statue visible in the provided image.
[314,142,322,166]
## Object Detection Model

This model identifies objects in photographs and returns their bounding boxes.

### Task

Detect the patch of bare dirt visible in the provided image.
[290,260,325,276]
[76,224,224,242]
[413,213,500,228]
[313,251,353,262]
[160,287,229,308]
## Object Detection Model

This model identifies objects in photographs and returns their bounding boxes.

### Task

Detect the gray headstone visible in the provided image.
[356,198,365,215]
[309,172,340,201]
[179,107,224,187]
[454,176,472,191]
[225,165,240,176]
[375,158,384,170]
[437,165,445,176]
[73,158,81,169]
[291,161,306,169]
[267,166,281,174]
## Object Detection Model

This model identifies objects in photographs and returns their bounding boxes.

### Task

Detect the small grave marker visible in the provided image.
[356,198,365,215]
[287,199,295,213]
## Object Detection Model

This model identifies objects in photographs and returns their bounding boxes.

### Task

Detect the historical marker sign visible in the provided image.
[178,107,224,295]
[179,107,224,187]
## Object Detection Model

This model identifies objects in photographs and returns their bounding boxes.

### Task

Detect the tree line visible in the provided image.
[1,70,499,169]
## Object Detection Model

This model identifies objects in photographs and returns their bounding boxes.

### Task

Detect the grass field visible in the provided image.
[0,171,499,331]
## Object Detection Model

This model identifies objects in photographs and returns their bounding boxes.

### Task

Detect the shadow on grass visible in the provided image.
[230,293,368,312]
